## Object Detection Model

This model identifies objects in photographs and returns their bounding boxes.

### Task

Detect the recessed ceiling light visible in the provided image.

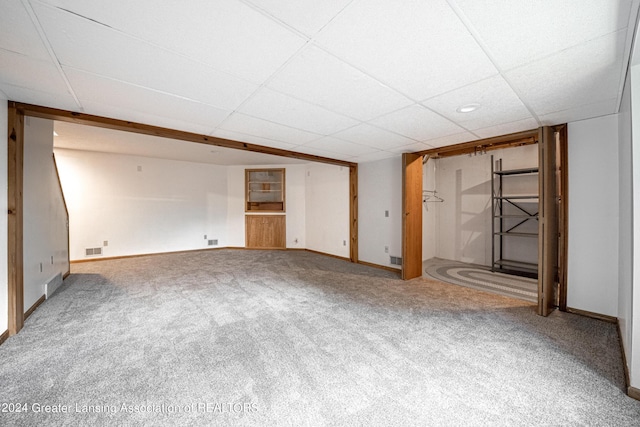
[456,103,481,113]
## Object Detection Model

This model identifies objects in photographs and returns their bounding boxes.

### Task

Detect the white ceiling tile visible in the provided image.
[386,142,433,154]
[211,129,299,151]
[65,68,231,131]
[0,83,79,111]
[506,30,626,117]
[454,0,633,70]
[356,151,401,164]
[244,0,353,36]
[0,49,69,95]
[314,0,497,100]
[79,101,218,136]
[332,123,416,150]
[218,113,321,145]
[422,132,478,148]
[0,0,50,60]
[267,45,413,121]
[238,88,359,134]
[39,0,306,83]
[300,137,379,157]
[369,104,466,141]
[473,118,539,139]
[292,145,354,162]
[538,99,618,126]
[32,3,259,111]
[422,75,533,131]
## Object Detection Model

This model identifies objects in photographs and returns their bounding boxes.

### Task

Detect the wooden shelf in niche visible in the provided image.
[245,168,285,212]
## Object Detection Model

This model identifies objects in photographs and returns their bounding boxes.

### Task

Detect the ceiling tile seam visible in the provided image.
[59,65,239,116]
[616,0,640,113]
[309,42,485,134]
[32,0,265,89]
[0,46,31,57]
[445,0,540,125]
[215,128,299,148]
[307,0,359,37]
[539,97,619,119]
[23,0,83,110]
[210,40,342,135]
[237,0,311,40]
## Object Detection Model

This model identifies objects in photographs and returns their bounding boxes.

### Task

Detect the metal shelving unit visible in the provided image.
[491,156,539,278]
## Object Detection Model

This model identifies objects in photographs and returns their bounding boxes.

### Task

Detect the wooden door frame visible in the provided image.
[408,127,569,315]
[6,101,360,335]
[401,153,423,280]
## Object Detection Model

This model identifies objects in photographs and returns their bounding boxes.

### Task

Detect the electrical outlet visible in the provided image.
[50,256,53,264]
[385,210,389,217]
[137,165,142,172]
[384,246,389,253]
[294,238,298,244]
[103,240,108,247]
[343,240,346,246]
[204,235,207,240]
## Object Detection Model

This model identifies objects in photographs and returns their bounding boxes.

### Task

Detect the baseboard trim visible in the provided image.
[565,307,617,324]
[0,329,8,346]
[617,320,631,395]
[70,246,229,263]
[357,260,402,274]
[304,249,350,262]
[24,295,45,321]
[629,386,640,401]
[63,270,70,279]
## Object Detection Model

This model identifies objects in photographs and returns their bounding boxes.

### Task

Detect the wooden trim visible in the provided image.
[13,102,355,168]
[557,124,569,311]
[629,386,640,401]
[357,260,401,274]
[0,329,9,346]
[7,103,24,335]
[305,249,350,262]
[63,270,70,279]
[401,153,423,280]
[617,320,631,394]
[24,294,45,321]
[70,246,230,263]
[415,129,539,158]
[349,164,358,263]
[565,307,618,324]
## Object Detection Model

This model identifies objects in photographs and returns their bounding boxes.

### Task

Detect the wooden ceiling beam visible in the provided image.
[11,102,356,168]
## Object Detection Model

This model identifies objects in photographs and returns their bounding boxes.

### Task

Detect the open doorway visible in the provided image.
[403,127,567,316]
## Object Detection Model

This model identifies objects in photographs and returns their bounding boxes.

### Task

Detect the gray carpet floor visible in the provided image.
[423,258,538,303]
[0,249,638,426]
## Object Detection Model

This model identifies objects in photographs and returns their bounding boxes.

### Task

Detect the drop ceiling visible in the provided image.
[1,0,637,164]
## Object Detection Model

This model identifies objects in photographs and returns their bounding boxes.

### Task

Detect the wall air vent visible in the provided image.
[390,256,403,266]
[85,247,103,256]
[208,239,218,246]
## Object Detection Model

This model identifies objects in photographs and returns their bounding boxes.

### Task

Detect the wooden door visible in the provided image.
[402,153,423,280]
[538,126,559,316]
[246,215,286,249]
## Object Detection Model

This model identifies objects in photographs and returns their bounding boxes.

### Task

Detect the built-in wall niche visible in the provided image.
[245,168,286,212]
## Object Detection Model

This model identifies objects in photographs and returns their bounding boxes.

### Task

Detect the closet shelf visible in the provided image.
[494,195,538,200]
[493,167,539,176]
[493,232,538,238]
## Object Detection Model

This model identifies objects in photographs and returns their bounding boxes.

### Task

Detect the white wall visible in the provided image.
[54,149,229,259]
[567,114,619,317]
[358,157,402,269]
[618,70,633,378]
[430,145,538,266]
[23,117,69,311]
[226,164,307,249]
[631,64,640,388]
[305,163,350,258]
[0,97,8,332]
